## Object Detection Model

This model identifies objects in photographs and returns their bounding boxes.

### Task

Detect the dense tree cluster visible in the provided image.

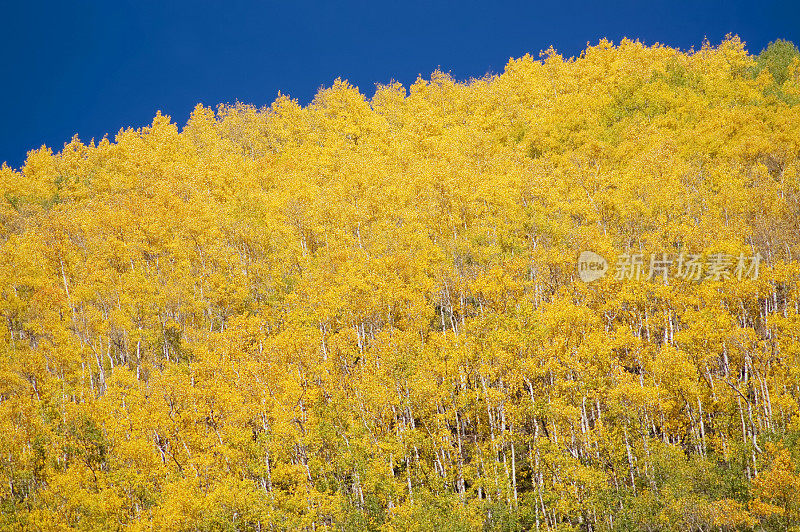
[1,36,800,530]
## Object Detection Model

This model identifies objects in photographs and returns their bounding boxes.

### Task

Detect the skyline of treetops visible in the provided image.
[1,36,800,530]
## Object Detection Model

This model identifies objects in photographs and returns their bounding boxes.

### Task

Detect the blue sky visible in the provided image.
[2,0,798,169]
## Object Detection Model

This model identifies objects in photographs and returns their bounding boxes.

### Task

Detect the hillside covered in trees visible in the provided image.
[2,36,800,531]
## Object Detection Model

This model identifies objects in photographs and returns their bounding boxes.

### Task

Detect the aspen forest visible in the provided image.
[2,36,800,531]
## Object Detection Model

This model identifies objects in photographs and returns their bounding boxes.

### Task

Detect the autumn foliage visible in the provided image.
[1,36,800,530]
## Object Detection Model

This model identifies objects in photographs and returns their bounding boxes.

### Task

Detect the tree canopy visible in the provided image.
[1,36,800,531]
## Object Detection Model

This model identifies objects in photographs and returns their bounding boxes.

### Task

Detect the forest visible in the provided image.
[1,36,800,530]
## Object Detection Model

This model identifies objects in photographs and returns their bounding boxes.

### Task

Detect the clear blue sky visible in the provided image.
[2,0,798,169]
